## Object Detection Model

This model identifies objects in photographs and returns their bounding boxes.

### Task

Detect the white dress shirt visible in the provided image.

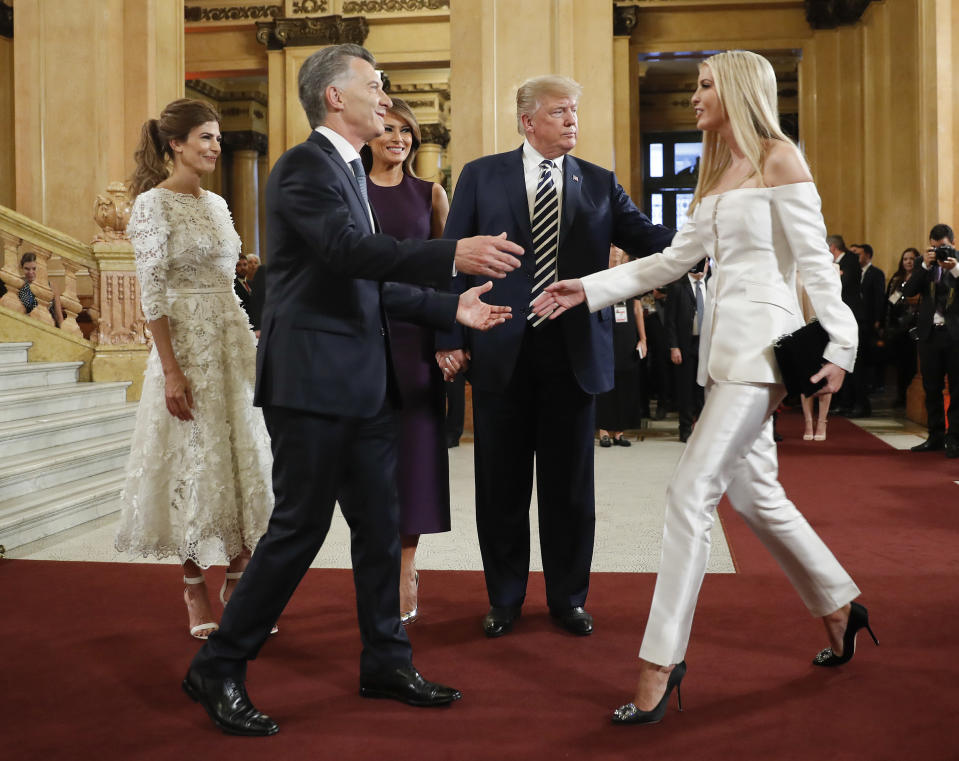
[315,126,374,230]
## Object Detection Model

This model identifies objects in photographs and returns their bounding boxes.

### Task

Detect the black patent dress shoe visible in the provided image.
[678,428,691,443]
[182,668,278,736]
[550,606,594,635]
[613,436,631,447]
[945,438,959,459]
[360,664,461,706]
[599,434,612,447]
[911,437,945,452]
[483,605,521,637]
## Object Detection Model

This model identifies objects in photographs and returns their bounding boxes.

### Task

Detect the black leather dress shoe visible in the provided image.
[678,428,691,443]
[911,437,945,452]
[182,667,278,736]
[483,605,521,637]
[946,438,959,458]
[360,664,461,706]
[550,606,594,635]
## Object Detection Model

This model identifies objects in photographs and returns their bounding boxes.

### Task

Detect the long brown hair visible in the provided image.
[360,97,422,177]
[129,98,221,198]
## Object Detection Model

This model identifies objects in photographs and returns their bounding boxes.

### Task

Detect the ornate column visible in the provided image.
[256,13,370,165]
[258,154,269,263]
[227,146,261,257]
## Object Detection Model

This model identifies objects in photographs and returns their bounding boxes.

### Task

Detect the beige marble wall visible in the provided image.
[449,0,615,185]
[0,37,14,209]
[13,0,183,243]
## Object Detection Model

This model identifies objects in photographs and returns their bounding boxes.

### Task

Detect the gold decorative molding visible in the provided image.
[255,14,369,49]
[186,80,269,108]
[185,4,282,22]
[291,0,330,13]
[343,0,448,12]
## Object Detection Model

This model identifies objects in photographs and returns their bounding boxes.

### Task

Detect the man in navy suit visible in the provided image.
[184,44,523,736]
[437,75,674,639]
[665,258,709,442]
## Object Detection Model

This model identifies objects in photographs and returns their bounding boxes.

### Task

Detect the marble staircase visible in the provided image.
[0,342,136,550]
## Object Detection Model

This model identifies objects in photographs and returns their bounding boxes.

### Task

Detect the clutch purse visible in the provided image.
[772,319,829,397]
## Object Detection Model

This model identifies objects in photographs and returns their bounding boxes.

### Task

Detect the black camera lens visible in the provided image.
[934,244,955,262]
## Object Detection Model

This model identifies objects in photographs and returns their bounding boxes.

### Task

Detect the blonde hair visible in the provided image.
[515,75,582,135]
[690,50,802,212]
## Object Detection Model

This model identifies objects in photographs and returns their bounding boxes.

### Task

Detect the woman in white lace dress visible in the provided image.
[533,51,875,724]
[115,99,273,639]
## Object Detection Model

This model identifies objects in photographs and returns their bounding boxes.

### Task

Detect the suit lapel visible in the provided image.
[308,131,373,234]
[503,147,533,250]
[560,154,581,249]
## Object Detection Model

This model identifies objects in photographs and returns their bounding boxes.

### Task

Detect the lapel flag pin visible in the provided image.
[573,175,580,182]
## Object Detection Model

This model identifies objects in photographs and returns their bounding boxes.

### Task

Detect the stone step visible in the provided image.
[0,381,131,423]
[0,342,32,365]
[0,402,137,457]
[0,361,82,390]
[0,470,125,550]
[0,431,132,501]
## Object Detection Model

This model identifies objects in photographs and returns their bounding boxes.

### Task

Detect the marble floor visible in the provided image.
[6,412,930,573]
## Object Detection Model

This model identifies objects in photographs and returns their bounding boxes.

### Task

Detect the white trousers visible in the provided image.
[638,381,861,666]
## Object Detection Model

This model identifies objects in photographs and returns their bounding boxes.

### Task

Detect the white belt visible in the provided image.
[168,287,232,295]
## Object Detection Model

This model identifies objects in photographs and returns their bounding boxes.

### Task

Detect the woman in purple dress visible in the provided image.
[363,98,451,624]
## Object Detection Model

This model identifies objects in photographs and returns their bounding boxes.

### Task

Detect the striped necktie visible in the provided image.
[528,159,559,327]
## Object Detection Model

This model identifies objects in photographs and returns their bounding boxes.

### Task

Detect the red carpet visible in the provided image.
[4,411,959,761]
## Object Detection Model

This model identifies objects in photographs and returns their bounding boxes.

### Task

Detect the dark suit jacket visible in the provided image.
[836,251,864,321]
[902,263,959,341]
[255,131,457,417]
[234,276,252,316]
[439,146,674,395]
[860,264,886,331]
[664,277,704,353]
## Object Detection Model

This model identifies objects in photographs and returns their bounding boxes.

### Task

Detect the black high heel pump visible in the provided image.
[812,601,878,667]
[611,661,686,725]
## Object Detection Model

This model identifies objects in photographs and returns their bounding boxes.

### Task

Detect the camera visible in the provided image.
[934,244,956,262]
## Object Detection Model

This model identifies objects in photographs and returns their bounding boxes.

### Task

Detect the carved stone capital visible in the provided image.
[613,5,638,37]
[221,130,269,155]
[255,14,369,50]
[419,123,450,148]
[0,1,12,39]
[187,79,269,107]
[805,0,872,29]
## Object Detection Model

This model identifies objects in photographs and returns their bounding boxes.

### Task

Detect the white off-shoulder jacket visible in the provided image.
[582,182,858,387]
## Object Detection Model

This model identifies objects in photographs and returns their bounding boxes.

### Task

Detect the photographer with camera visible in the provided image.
[902,223,959,457]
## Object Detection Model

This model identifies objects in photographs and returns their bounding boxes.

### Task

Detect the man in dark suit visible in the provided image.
[233,255,253,321]
[903,223,959,457]
[184,44,524,737]
[827,234,863,413]
[437,75,674,639]
[665,258,709,442]
[847,243,885,416]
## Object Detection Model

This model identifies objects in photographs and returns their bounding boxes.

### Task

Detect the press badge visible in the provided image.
[614,304,628,323]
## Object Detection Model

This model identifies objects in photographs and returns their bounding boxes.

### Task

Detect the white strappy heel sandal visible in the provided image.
[220,570,278,635]
[184,575,218,640]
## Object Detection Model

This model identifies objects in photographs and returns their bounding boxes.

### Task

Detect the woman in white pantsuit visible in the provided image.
[532,50,878,725]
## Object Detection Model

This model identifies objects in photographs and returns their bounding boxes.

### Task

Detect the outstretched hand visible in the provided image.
[530,278,586,320]
[454,232,524,279]
[457,280,512,331]
[810,362,845,396]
